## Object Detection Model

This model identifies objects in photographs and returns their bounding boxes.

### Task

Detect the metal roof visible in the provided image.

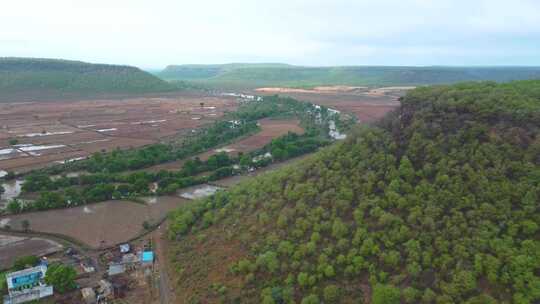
[141,251,154,263]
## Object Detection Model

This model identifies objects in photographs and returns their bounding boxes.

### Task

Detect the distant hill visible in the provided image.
[159,64,540,89]
[0,58,176,101]
[159,63,292,81]
[167,80,540,303]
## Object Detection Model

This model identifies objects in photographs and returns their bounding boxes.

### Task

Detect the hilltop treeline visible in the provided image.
[158,64,540,89]
[167,80,540,303]
[0,57,175,100]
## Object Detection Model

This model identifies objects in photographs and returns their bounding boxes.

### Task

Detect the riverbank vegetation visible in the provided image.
[6,95,350,213]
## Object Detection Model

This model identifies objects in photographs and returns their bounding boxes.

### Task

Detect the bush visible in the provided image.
[372,284,400,304]
[44,263,77,293]
[403,287,419,303]
[13,255,39,270]
[301,294,320,304]
[323,285,341,303]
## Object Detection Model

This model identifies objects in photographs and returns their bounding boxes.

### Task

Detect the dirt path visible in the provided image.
[153,221,176,304]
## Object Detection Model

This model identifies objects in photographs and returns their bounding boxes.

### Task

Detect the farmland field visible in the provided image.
[0,196,189,248]
[0,234,63,269]
[198,118,304,160]
[132,117,305,173]
[0,89,363,252]
[0,93,238,173]
[255,86,407,122]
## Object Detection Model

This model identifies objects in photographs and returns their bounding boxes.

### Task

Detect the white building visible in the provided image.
[3,265,53,304]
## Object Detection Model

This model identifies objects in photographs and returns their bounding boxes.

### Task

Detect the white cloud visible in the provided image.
[0,0,539,67]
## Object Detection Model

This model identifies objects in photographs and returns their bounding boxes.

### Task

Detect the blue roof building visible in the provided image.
[140,251,154,263]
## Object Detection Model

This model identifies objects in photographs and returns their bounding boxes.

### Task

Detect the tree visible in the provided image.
[8,138,18,146]
[21,219,30,232]
[300,294,320,304]
[240,155,252,168]
[0,184,4,195]
[323,285,341,303]
[465,294,498,304]
[256,251,279,273]
[44,263,77,293]
[398,156,415,183]
[297,272,309,288]
[13,255,39,270]
[323,265,335,278]
[403,287,419,303]
[422,288,436,303]
[372,284,400,304]
[331,218,348,239]
[5,171,15,180]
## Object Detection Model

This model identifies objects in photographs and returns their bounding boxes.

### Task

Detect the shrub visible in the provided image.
[323,284,341,303]
[372,284,400,304]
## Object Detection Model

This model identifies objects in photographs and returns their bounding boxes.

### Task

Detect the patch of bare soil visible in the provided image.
[254,87,408,123]
[0,234,63,269]
[255,85,368,94]
[168,223,250,303]
[1,197,188,248]
[198,118,304,161]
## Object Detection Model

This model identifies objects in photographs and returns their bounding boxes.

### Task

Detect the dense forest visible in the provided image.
[166,80,540,303]
[0,57,175,101]
[158,64,540,89]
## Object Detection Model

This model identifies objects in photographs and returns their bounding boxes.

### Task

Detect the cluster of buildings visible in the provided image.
[3,241,155,304]
[80,278,127,304]
[79,243,154,304]
[105,243,154,277]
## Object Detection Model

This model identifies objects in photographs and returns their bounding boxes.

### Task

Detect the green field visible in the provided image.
[158,64,540,89]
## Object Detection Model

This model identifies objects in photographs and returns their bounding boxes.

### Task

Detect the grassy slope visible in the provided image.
[0,57,176,100]
[166,80,540,303]
[158,64,540,89]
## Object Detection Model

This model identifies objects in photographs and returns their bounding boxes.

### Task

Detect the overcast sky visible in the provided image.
[1,0,539,69]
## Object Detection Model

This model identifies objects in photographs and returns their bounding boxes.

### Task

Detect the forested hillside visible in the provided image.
[167,80,540,303]
[0,57,175,101]
[158,64,540,89]
[159,63,292,80]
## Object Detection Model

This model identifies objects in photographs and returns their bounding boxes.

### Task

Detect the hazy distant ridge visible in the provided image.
[159,64,540,88]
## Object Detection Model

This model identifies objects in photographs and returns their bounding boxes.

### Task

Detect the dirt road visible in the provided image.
[153,222,176,304]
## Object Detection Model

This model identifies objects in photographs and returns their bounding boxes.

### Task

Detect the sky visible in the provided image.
[1,0,539,69]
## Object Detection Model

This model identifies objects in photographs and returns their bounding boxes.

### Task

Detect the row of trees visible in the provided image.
[14,131,331,213]
[12,133,330,213]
